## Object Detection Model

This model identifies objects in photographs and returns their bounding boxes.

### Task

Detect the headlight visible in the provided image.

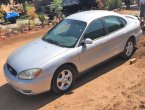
[18,68,42,80]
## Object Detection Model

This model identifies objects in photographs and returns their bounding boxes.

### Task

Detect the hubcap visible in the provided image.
[57,70,73,90]
[126,41,134,57]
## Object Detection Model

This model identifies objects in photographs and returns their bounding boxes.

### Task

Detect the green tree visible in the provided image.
[105,0,122,10]
[13,0,34,14]
[49,0,63,20]
[0,5,3,21]
[38,12,46,28]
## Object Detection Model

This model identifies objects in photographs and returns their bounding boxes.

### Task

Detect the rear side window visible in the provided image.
[118,17,127,26]
[84,19,106,40]
[103,16,125,34]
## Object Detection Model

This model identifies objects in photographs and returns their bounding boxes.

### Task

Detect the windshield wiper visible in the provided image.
[43,38,64,47]
[42,38,67,47]
[46,39,59,45]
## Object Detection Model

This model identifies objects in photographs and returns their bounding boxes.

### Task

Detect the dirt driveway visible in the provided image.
[0,11,145,110]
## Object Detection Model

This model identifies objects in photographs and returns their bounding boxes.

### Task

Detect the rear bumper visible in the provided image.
[3,64,51,95]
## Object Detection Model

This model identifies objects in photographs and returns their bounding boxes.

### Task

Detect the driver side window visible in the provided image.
[84,19,106,40]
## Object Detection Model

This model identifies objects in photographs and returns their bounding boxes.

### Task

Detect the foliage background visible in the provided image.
[105,0,122,10]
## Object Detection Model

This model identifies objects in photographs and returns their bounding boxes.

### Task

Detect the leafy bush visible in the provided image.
[106,0,122,10]
[38,13,46,28]
[25,3,36,20]
[0,5,3,21]
[49,0,63,19]
[0,12,3,21]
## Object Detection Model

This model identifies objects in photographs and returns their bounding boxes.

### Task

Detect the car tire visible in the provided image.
[51,65,76,94]
[121,38,135,59]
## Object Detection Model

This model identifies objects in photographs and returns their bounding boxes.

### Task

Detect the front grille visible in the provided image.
[7,64,17,76]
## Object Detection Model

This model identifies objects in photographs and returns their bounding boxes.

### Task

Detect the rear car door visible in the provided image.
[102,16,127,57]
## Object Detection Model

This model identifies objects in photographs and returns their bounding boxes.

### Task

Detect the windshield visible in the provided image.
[42,19,86,48]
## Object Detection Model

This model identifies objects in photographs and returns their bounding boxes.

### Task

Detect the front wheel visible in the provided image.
[121,38,135,59]
[51,65,76,94]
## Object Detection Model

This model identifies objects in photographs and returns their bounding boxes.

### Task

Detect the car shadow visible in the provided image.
[0,84,62,110]
[72,56,128,92]
[0,57,128,110]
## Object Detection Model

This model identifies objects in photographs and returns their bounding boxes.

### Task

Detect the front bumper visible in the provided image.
[3,64,51,95]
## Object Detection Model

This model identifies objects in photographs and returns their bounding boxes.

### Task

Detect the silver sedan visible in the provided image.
[3,10,142,95]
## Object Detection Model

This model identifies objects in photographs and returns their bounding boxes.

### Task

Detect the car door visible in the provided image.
[102,16,127,57]
[79,19,109,72]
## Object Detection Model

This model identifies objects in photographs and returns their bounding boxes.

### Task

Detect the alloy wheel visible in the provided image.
[57,70,73,91]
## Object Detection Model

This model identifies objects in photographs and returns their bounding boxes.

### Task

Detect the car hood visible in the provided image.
[7,38,69,73]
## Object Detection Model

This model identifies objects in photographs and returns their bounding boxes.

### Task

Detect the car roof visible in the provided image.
[65,10,122,23]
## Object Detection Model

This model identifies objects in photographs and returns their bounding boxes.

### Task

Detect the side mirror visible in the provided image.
[84,38,93,44]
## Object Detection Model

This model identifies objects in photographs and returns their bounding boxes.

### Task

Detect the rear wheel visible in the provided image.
[121,38,135,59]
[51,65,76,94]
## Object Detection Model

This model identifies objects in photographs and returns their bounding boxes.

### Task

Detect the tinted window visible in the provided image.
[84,19,106,40]
[104,16,125,34]
[118,17,127,26]
[63,0,71,4]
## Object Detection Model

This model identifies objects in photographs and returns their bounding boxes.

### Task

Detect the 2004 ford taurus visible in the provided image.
[3,10,142,95]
